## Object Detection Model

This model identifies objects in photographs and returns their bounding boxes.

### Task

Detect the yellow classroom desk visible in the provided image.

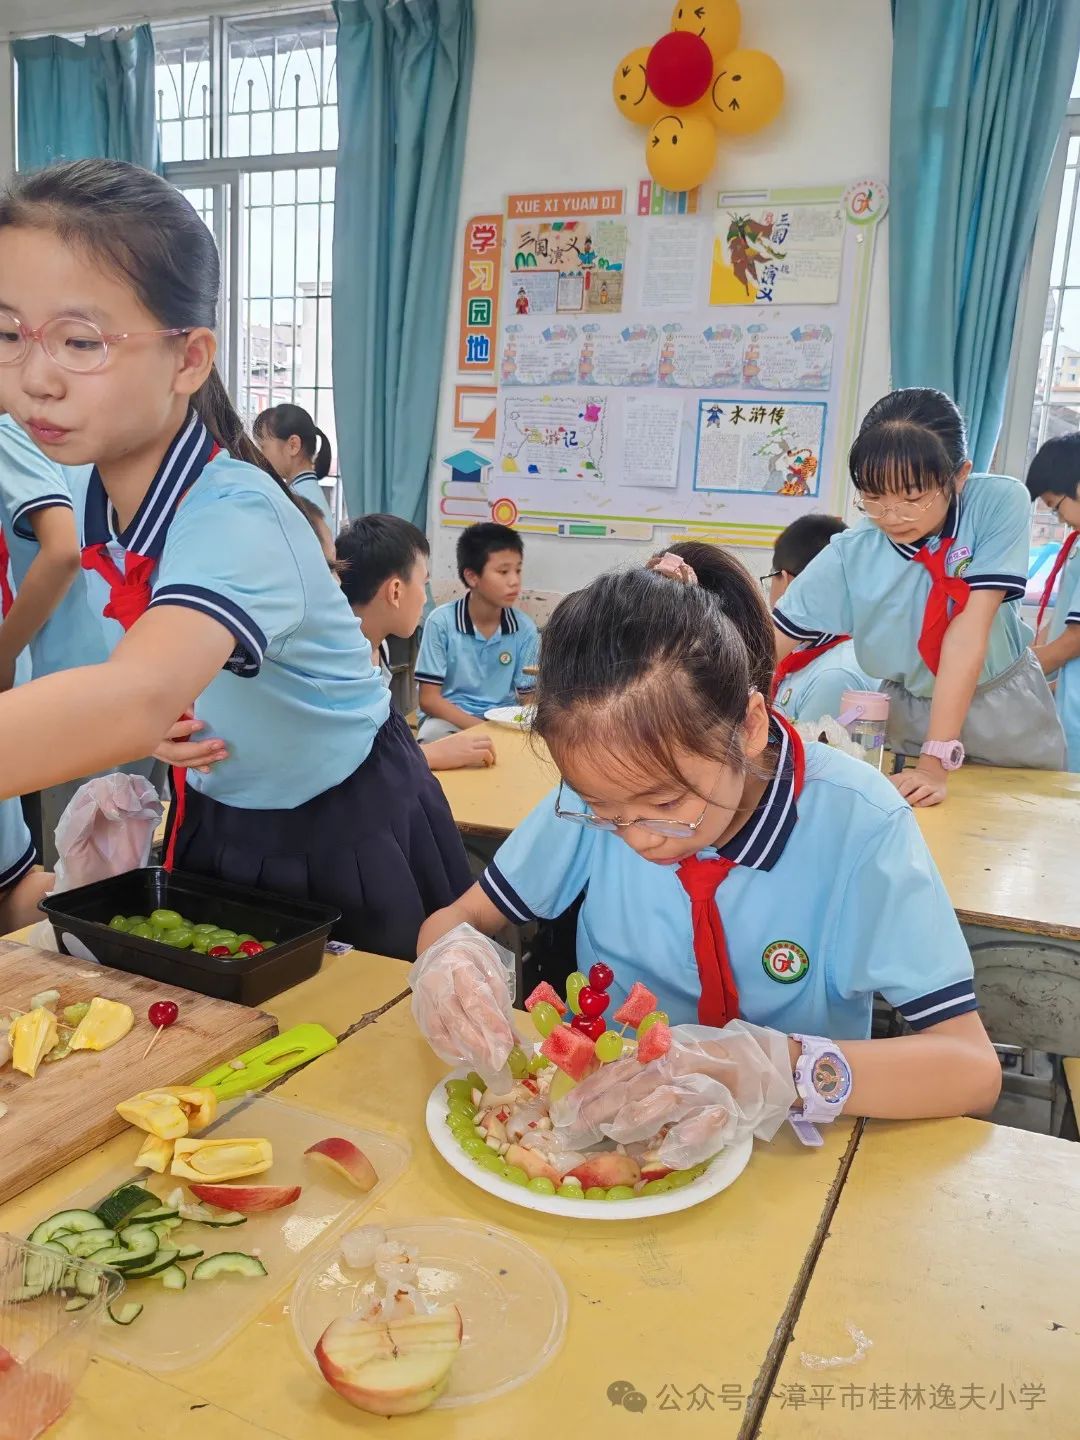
[11,970,859,1440]
[760,1117,1080,1439]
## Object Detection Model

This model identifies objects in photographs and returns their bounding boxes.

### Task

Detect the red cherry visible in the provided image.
[588,963,614,993]
[147,1000,179,1029]
[570,1013,606,1041]
[207,946,232,958]
[237,940,264,956]
[577,985,610,1019]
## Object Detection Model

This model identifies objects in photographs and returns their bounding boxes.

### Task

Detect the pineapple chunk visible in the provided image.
[10,1008,58,1078]
[69,998,134,1051]
[116,1090,190,1139]
[136,1133,175,1173]
[157,1086,217,1132]
[170,1136,273,1180]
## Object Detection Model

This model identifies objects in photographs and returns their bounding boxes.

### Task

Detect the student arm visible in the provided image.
[418,682,484,730]
[0,605,235,799]
[421,730,495,770]
[1033,624,1080,674]
[0,508,80,690]
[417,882,507,952]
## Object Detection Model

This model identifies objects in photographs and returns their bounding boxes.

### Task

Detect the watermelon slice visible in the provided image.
[524,981,567,1016]
[540,1023,597,1082]
[613,981,659,1028]
[636,1020,672,1065]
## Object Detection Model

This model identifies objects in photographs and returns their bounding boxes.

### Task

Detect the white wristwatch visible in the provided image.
[920,739,965,771]
[789,1034,852,1147]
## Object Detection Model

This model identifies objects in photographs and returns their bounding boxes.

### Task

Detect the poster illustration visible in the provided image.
[740,322,833,390]
[710,204,845,306]
[694,400,826,496]
[500,324,579,386]
[658,323,742,387]
[498,393,608,481]
[579,322,659,386]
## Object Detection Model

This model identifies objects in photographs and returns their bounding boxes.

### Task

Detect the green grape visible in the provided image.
[527,1177,556,1195]
[530,1002,560,1038]
[642,1178,674,1195]
[604,1185,636,1201]
[507,1045,529,1079]
[465,1071,485,1092]
[594,1031,625,1063]
[129,923,154,940]
[528,1053,553,1074]
[126,915,148,927]
[565,972,588,1016]
[150,909,183,931]
[636,1010,670,1037]
[108,915,129,932]
[191,933,213,954]
[476,1150,504,1172]
[167,926,194,950]
[584,1187,608,1200]
[448,1100,477,1121]
[192,923,218,937]
[461,1136,489,1159]
[668,1169,695,1189]
[209,932,240,954]
[236,933,256,945]
[556,1182,584,1198]
[447,1117,475,1140]
[445,1079,474,1103]
[259,941,276,951]
[502,1165,528,1187]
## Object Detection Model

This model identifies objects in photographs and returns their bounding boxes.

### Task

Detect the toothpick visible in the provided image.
[141,1026,164,1061]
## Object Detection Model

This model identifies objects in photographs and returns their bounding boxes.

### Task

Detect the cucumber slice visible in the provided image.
[64,1296,90,1312]
[91,1225,158,1270]
[192,1252,267,1280]
[96,1184,158,1230]
[123,1247,179,1278]
[159,1265,187,1291]
[107,1301,143,1326]
[181,1206,247,1228]
[75,1266,105,1299]
[28,1209,105,1247]
[125,1206,180,1226]
[67,1228,118,1258]
[176,1245,204,1262]
[18,1244,68,1299]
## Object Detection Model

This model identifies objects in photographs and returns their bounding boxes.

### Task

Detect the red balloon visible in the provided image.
[645,31,713,108]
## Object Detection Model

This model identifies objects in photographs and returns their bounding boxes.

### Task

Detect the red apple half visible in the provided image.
[187,1182,301,1214]
[305,1137,379,1193]
[315,1304,463,1416]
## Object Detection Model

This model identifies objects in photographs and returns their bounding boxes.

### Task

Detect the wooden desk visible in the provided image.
[434,723,555,838]
[32,973,859,1439]
[760,1117,1080,1438]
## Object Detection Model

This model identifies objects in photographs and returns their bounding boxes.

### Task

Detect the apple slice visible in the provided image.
[187,1182,301,1214]
[0,1344,17,1374]
[504,1143,561,1184]
[305,1137,378,1193]
[567,1152,642,1191]
[315,1304,462,1416]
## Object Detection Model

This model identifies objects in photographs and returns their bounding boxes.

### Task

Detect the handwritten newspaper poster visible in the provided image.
[710,204,845,306]
[693,399,827,496]
[497,392,608,481]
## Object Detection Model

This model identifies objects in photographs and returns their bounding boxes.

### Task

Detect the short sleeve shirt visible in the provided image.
[416,597,539,717]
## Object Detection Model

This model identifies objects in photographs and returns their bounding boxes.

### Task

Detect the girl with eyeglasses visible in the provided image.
[0,158,469,959]
[416,549,1001,1123]
[773,389,1064,806]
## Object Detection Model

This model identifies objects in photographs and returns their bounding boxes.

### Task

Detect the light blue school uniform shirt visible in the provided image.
[0,414,110,676]
[416,596,538,718]
[480,720,976,1041]
[774,478,1031,699]
[772,639,877,726]
[1045,538,1080,770]
[289,471,334,525]
[0,795,35,892]
[81,411,389,809]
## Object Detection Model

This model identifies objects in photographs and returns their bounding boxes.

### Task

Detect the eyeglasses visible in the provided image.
[759,569,782,592]
[553,777,719,838]
[0,312,192,375]
[853,489,945,523]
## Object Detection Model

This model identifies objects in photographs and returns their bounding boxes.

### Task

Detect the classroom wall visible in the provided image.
[427,0,894,605]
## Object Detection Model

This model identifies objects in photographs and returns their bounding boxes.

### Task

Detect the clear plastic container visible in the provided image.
[838,690,890,770]
[0,1234,122,1440]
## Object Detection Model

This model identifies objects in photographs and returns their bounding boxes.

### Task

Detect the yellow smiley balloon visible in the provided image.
[646,111,718,193]
[612,45,666,127]
[670,0,741,63]
[707,49,784,135]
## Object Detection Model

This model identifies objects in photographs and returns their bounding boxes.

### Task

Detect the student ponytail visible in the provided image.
[253,403,332,479]
[194,366,279,478]
[660,541,775,698]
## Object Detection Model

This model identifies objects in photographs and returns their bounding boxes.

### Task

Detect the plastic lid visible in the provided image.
[840,689,891,721]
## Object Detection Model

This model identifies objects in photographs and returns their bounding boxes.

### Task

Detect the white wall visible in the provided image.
[427,0,893,604]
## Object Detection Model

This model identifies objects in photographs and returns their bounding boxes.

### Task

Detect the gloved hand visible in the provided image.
[550,1021,797,1168]
[409,923,517,1090]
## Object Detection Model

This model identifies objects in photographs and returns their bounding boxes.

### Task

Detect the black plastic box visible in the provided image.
[41,867,340,1006]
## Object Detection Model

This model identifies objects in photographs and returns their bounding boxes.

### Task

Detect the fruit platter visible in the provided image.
[483,705,535,730]
[425,963,753,1219]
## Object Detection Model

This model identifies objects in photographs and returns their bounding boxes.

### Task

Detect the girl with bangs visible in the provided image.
[773,388,1064,806]
[417,547,1001,1124]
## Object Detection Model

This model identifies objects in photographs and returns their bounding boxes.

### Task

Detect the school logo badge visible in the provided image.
[780,686,793,707]
[498,650,512,665]
[947,544,972,578]
[762,940,810,984]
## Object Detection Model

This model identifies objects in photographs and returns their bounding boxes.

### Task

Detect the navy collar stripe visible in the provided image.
[456,594,517,637]
[291,471,318,484]
[888,492,963,563]
[717,716,798,871]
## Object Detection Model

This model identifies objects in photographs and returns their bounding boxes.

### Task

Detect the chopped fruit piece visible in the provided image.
[588,962,614,992]
[636,1009,670,1037]
[504,1143,561,1184]
[636,1020,672,1065]
[570,1013,606,1042]
[528,1001,560,1038]
[567,1153,642,1190]
[29,989,60,1012]
[315,1305,463,1416]
[157,1086,217,1132]
[340,1225,387,1270]
[188,1182,301,1213]
[506,1046,529,1079]
[547,1068,578,1105]
[171,1137,273,1181]
[62,1002,91,1027]
[69,998,134,1052]
[116,1090,189,1140]
[594,1031,625,1063]
[613,981,659,1028]
[136,1134,175,1173]
[527,1053,552,1074]
[540,1023,598,1083]
[191,1252,267,1280]
[523,981,567,1016]
[10,1008,58,1078]
[305,1137,379,1192]
[604,1185,637,1201]
[147,1000,179,1030]
[576,985,610,1019]
[564,971,588,1016]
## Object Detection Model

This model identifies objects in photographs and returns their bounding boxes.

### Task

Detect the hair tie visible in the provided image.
[649,552,699,586]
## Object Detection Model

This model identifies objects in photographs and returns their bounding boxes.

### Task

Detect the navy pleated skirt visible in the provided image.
[167,708,472,960]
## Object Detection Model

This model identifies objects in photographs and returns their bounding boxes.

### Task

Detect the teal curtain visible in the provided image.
[890,0,1080,469]
[332,0,474,525]
[13,26,159,173]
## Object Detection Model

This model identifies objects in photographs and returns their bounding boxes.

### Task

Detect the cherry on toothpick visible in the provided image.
[588,962,614,992]
[577,985,610,1020]
[142,999,180,1060]
[570,1013,607,1041]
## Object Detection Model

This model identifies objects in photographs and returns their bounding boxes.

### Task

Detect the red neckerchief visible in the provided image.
[0,531,14,617]
[80,442,222,871]
[771,635,851,701]
[676,716,806,1027]
[914,537,969,674]
[1036,530,1079,635]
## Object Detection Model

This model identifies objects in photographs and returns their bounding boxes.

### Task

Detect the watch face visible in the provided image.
[812,1052,850,1103]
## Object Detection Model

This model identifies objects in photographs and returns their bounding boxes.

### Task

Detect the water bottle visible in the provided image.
[837,690,890,771]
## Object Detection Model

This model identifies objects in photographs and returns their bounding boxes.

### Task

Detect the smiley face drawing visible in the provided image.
[646,111,718,192]
[612,45,665,127]
[707,48,784,135]
[670,0,741,61]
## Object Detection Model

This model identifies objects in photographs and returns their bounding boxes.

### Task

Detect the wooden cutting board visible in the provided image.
[0,940,277,1205]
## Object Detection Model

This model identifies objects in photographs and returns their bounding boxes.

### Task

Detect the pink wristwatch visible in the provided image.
[789,1034,852,1147]
[920,739,965,771]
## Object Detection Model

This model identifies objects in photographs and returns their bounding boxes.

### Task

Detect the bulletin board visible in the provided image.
[442,179,887,549]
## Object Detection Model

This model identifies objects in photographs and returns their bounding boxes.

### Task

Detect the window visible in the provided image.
[154,9,340,515]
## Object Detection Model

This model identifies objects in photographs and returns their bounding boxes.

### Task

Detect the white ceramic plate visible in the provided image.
[425,1068,754,1221]
[484,705,534,730]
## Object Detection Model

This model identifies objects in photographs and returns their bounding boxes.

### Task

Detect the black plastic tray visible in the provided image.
[41,867,340,1006]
